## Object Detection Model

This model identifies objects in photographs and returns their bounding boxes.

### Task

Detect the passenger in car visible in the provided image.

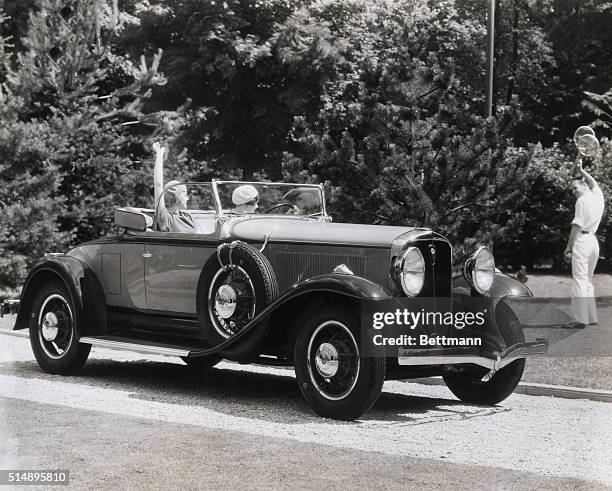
[152,142,198,233]
[283,187,320,215]
[231,185,259,214]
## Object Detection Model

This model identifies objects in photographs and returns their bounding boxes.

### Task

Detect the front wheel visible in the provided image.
[294,305,385,420]
[28,282,90,375]
[442,302,525,405]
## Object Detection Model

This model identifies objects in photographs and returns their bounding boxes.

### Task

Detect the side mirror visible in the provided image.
[115,208,153,231]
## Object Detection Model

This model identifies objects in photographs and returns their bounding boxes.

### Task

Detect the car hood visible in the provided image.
[222,217,433,248]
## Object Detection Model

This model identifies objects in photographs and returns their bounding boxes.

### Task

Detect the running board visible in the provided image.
[398,340,548,371]
[79,335,196,357]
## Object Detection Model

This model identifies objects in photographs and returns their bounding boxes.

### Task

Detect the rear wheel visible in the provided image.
[443,302,525,405]
[28,282,90,375]
[294,305,385,420]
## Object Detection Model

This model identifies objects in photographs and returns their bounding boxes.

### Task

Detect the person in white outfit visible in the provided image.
[563,156,605,326]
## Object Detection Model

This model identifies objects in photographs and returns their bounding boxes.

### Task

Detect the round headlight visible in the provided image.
[466,246,495,294]
[396,247,425,297]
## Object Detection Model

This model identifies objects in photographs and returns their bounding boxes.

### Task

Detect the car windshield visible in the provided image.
[180,183,216,212]
[215,182,324,216]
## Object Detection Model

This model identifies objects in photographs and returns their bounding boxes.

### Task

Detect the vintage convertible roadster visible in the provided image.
[6,181,547,420]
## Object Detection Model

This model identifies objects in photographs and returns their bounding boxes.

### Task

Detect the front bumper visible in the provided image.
[398,339,548,371]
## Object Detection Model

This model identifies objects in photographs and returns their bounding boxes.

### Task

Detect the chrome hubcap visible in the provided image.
[208,266,257,338]
[37,293,73,360]
[214,284,237,319]
[314,342,339,377]
[306,321,360,401]
[41,312,59,341]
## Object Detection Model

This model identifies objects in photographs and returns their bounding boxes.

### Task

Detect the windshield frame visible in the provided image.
[210,180,328,219]
[154,181,329,220]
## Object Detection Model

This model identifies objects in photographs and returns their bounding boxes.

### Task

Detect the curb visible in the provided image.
[0,328,28,339]
[1,326,610,403]
[411,377,612,404]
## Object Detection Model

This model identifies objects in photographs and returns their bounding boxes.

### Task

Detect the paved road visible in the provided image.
[0,330,611,490]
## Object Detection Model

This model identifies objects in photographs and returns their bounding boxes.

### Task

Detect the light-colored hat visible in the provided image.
[164,180,186,203]
[283,187,319,202]
[232,185,259,205]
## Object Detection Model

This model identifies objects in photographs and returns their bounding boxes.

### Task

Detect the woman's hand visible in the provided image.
[152,141,165,157]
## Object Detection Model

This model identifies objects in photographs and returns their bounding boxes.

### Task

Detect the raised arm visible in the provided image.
[569,154,582,179]
[153,142,166,211]
[576,160,598,191]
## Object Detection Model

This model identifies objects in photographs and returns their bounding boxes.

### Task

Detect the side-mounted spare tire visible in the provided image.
[196,241,279,358]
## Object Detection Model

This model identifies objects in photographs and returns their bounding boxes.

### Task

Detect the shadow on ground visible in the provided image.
[0,358,507,425]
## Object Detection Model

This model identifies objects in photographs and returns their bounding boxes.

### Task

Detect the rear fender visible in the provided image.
[14,256,107,336]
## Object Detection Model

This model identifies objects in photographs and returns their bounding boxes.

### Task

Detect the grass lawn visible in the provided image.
[525,273,612,298]
[518,273,611,390]
[523,356,611,390]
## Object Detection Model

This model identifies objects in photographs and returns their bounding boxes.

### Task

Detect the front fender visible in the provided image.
[452,272,533,353]
[452,271,532,299]
[14,256,107,335]
[284,273,393,301]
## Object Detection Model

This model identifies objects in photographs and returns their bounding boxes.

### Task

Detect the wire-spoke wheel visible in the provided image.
[295,305,385,421]
[29,282,90,374]
[306,321,360,401]
[38,294,74,359]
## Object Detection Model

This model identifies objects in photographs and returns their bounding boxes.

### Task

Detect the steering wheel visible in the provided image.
[264,203,299,214]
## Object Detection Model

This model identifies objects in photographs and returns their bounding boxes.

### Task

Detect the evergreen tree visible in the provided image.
[282,0,530,261]
[120,0,339,179]
[0,0,166,288]
[583,87,612,131]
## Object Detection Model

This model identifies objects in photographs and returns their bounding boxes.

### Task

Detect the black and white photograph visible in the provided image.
[0,0,610,489]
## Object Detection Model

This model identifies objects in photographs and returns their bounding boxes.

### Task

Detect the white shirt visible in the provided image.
[572,185,605,234]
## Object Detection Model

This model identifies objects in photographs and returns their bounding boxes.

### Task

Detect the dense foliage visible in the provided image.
[0,0,611,292]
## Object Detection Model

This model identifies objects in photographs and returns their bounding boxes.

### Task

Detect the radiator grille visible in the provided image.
[266,239,451,297]
[268,245,368,292]
[414,239,452,297]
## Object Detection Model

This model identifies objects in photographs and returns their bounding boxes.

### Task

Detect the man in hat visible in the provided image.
[564,156,605,326]
[282,187,320,215]
[231,185,260,214]
[152,142,198,233]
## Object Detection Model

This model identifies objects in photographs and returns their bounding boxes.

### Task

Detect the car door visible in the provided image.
[143,231,220,314]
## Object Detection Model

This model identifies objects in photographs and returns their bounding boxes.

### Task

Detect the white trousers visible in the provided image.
[571,234,599,324]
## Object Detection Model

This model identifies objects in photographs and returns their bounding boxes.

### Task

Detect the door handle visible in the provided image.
[143,252,152,259]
